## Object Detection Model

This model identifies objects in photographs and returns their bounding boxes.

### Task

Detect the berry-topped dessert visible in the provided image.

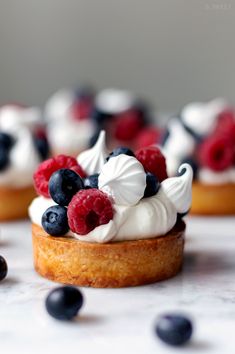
[0,104,50,220]
[88,88,161,150]
[45,87,95,156]
[29,131,192,288]
[161,98,235,215]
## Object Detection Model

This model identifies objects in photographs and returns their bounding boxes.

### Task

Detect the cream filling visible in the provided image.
[198,168,235,185]
[29,188,177,244]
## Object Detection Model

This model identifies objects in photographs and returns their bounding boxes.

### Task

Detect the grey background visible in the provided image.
[0,0,234,111]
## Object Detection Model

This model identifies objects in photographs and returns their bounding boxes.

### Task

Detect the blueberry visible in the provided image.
[42,205,69,235]
[0,147,10,171]
[49,169,84,206]
[91,109,111,126]
[0,255,8,281]
[106,147,135,161]
[160,129,170,146]
[75,85,94,100]
[180,157,198,179]
[46,286,84,320]
[84,173,99,189]
[34,136,50,160]
[179,116,202,143]
[89,129,102,147]
[155,314,193,346]
[144,172,160,198]
[0,132,14,150]
[177,210,190,219]
[133,100,151,125]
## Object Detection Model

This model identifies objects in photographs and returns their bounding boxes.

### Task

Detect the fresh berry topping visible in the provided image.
[89,129,102,147]
[92,109,111,125]
[198,135,233,171]
[46,286,84,320]
[106,147,135,161]
[70,98,93,121]
[0,148,10,171]
[33,155,79,198]
[68,189,113,235]
[33,135,50,160]
[143,172,160,198]
[70,164,86,178]
[135,127,161,149]
[114,109,143,141]
[42,205,69,236]
[84,173,99,189]
[160,128,170,146]
[155,314,193,346]
[49,169,84,206]
[0,132,14,150]
[135,146,168,182]
[0,255,8,281]
[214,108,235,142]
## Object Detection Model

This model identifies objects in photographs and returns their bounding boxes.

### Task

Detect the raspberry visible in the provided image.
[68,189,113,235]
[70,98,92,121]
[114,109,143,141]
[214,108,235,143]
[135,127,161,150]
[33,155,79,197]
[198,135,234,171]
[135,146,168,182]
[70,165,86,179]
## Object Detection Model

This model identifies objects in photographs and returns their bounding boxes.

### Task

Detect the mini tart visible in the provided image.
[0,185,36,221]
[32,220,185,288]
[191,182,235,215]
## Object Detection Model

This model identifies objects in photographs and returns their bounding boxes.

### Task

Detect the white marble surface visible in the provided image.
[1,216,235,354]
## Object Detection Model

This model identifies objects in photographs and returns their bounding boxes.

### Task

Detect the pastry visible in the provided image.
[161,98,235,215]
[46,87,160,156]
[29,131,193,287]
[45,87,95,156]
[0,104,50,220]
[92,88,160,150]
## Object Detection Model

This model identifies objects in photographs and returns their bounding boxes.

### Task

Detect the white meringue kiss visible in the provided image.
[161,163,193,214]
[0,106,41,133]
[181,98,226,136]
[98,154,146,206]
[95,88,135,114]
[77,130,108,175]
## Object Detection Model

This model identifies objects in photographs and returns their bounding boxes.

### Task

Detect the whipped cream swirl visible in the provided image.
[95,88,135,114]
[77,130,108,175]
[161,164,193,213]
[98,154,146,206]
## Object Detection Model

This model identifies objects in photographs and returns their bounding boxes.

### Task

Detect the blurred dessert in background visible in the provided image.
[161,98,235,215]
[0,104,50,220]
[45,86,161,156]
[45,87,95,156]
[91,88,161,150]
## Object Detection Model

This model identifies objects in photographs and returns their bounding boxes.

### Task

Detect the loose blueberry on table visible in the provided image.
[46,286,84,320]
[0,255,8,281]
[155,314,193,346]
